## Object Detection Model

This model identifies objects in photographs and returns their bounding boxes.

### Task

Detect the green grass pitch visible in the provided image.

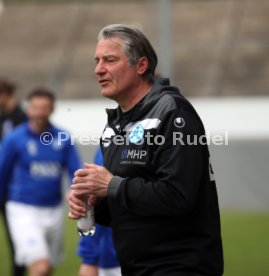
[1,212,269,275]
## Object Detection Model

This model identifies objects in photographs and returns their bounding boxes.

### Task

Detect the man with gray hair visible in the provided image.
[69,24,223,276]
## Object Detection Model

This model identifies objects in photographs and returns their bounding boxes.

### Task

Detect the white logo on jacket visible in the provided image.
[174,117,185,128]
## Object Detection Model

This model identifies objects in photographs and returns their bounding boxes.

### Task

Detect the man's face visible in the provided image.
[94,37,139,101]
[27,96,53,130]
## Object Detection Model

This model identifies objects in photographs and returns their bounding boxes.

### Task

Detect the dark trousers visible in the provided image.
[1,204,26,276]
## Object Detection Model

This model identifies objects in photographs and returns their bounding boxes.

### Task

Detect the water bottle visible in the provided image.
[77,202,95,236]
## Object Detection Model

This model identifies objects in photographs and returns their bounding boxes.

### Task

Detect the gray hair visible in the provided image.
[98,24,158,83]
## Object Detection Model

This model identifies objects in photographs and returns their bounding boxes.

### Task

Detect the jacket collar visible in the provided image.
[106,77,181,124]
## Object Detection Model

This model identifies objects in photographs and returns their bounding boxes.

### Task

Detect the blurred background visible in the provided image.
[0,0,268,275]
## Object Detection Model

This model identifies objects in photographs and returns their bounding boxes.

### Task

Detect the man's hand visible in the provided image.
[67,189,86,219]
[71,163,113,198]
[68,163,112,220]
[68,190,98,220]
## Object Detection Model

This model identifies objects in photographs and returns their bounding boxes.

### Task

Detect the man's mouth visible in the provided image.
[99,79,110,86]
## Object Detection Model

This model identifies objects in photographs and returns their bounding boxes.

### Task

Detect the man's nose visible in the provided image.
[95,60,106,75]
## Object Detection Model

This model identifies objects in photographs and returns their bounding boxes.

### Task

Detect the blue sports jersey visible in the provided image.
[0,122,81,206]
[77,147,119,269]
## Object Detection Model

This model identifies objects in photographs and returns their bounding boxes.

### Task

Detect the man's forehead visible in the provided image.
[29,97,53,105]
[95,38,124,55]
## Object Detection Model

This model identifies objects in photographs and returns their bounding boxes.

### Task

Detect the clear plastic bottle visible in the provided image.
[77,202,95,236]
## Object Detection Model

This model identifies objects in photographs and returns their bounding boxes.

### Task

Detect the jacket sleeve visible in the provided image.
[108,108,206,217]
[0,135,17,205]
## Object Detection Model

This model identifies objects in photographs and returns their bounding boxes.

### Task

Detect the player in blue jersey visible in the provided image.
[77,147,120,276]
[0,88,82,276]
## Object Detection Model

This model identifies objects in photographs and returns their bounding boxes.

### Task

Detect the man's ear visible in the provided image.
[136,57,149,76]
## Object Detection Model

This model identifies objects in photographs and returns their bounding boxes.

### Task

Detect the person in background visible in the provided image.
[77,147,120,276]
[0,78,27,140]
[0,78,27,276]
[0,88,82,276]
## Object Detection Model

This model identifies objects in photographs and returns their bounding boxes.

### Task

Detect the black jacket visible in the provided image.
[96,77,223,276]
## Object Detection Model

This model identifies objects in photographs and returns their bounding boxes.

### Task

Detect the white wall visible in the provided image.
[51,97,269,210]
[51,97,269,140]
